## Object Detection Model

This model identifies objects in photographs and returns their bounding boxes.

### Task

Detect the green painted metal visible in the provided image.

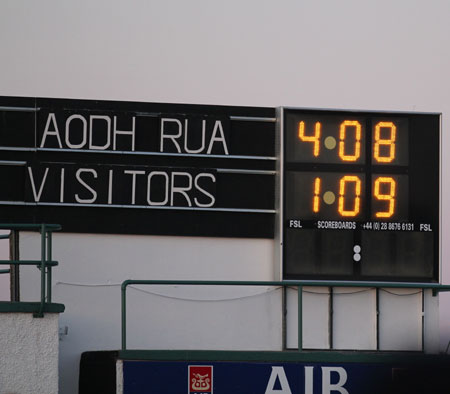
[0,301,64,314]
[121,279,450,351]
[0,234,10,240]
[37,224,46,317]
[47,231,52,303]
[0,223,61,317]
[118,349,450,365]
[0,269,10,274]
[122,281,127,350]
[0,260,58,266]
[0,224,61,231]
[298,285,302,352]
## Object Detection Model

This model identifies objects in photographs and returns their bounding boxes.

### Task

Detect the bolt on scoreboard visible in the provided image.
[280,108,440,282]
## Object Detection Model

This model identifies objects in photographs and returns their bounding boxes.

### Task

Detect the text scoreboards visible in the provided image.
[282,108,440,282]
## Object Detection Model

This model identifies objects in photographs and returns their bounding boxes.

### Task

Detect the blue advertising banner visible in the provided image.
[122,359,446,394]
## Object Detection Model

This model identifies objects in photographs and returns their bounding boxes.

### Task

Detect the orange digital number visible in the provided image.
[298,121,321,157]
[339,120,361,162]
[313,177,321,213]
[338,175,361,217]
[374,122,396,163]
[374,177,396,218]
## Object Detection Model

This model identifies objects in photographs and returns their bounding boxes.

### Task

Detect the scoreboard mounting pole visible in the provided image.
[277,107,441,283]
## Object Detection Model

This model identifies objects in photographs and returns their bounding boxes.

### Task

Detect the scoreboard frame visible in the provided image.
[277,107,441,283]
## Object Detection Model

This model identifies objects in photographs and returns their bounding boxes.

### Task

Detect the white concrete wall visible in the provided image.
[286,286,439,352]
[0,312,59,394]
[19,232,278,394]
[19,231,442,394]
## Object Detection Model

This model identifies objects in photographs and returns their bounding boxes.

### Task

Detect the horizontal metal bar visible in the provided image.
[0,160,27,166]
[216,168,276,175]
[0,260,58,266]
[36,147,277,161]
[0,106,39,112]
[0,269,10,274]
[0,201,275,214]
[280,106,441,116]
[122,279,450,292]
[0,147,36,152]
[0,223,61,231]
[134,112,160,117]
[0,162,276,174]
[0,146,277,161]
[230,116,277,122]
[0,234,10,240]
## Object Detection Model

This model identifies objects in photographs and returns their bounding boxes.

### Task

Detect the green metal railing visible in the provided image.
[121,279,450,351]
[0,224,61,317]
[0,232,10,274]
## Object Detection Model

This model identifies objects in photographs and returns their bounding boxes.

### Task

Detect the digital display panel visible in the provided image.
[282,109,440,282]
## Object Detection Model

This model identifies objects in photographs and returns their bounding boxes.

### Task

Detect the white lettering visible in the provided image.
[264,366,292,394]
[60,168,65,203]
[40,113,62,148]
[321,367,349,394]
[27,167,49,202]
[147,172,169,206]
[124,170,145,205]
[108,169,113,204]
[170,172,192,207]
[160,118,182,153]
[113,116,135,151]
[184,119,206,153]
[206,120,229,155]
[89,115,111,150]
[66,114,87,149]
[194,173,215,207]
[305,366,314,394]
[75,168,98,203]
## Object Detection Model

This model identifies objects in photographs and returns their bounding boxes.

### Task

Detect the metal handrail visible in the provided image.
[121,279,450,351]
[0,223,61,317]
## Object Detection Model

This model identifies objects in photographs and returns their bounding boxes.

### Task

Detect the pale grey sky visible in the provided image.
[0,0,449,343]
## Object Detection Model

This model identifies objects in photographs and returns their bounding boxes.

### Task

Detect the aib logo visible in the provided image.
[188,365,213,394]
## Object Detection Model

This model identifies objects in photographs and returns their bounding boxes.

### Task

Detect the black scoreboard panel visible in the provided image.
[0,98,442,281]
[282,108,440,282]
[0,97,276,238]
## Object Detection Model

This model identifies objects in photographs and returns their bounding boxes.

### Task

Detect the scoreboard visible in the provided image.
[281,108,440,282]
[0,97,442,283]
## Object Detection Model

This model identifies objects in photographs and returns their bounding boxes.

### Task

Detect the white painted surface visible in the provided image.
[116,360,123,394]
[333,288,377,350]
[19,232,278,392]
[18,231,444,393]
[379,289,423,351]
[424,289,440,354]
[287,287,330,349]
[0,312,59,394]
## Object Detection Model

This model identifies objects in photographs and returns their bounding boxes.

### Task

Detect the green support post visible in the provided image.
[122,281,128,350]
[47,231,52,303]
[35,224,47,318]
[298,285,303,351]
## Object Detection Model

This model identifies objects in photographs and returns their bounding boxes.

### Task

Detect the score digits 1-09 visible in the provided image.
[282,108,440,282]
[285,113,409,220]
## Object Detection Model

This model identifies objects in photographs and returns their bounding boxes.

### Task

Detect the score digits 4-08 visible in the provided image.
[298,119,397,163]
[284,113,409,221]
